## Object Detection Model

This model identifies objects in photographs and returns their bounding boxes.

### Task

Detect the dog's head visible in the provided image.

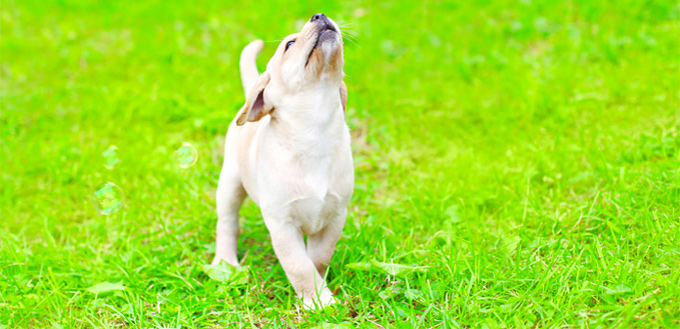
[236,13,346,126]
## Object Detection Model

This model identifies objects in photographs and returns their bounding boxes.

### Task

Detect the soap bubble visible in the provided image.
[173,142,198,168]
[102,145,121,170]
[90,182,124,215]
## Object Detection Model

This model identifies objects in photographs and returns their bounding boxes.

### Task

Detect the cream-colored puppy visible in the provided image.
[212,13,352,309]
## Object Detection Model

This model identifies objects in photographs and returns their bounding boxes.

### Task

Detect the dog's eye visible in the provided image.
[285,40,295,51]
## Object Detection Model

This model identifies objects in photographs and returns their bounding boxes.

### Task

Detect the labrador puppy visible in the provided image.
[212,13,353,309]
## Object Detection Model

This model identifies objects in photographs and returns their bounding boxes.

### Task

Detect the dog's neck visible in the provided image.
[268,84,346,157]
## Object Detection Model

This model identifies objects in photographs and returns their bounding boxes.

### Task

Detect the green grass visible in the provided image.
[1,0,679,327]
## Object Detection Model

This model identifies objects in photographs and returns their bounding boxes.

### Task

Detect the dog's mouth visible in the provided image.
[305,24,338,67]
[320,24,337,34]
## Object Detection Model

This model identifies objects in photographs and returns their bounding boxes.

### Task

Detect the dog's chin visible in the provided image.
[318,29,338,43]
[319,31,339,56]
[306,30,342,74]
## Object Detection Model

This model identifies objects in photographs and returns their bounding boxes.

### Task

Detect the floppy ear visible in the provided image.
[339,80,347,113]
[236,72,272,126]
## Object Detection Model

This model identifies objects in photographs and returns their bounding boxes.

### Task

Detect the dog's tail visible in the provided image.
[239,39,264,98]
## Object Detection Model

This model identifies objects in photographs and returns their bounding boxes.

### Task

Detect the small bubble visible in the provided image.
[102,145,121,170]
[90,182,124,215]
[173,142,198,168]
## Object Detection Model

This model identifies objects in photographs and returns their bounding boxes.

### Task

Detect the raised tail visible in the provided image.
[239,39,264,98]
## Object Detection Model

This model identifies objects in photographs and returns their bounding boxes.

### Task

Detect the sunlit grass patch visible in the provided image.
[1,0,679,327]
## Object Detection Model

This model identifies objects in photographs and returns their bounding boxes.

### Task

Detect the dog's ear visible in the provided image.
[236,72,272,126]
[339,80,347,113]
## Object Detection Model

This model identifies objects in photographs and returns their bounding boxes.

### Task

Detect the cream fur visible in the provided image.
[212,14,353,309]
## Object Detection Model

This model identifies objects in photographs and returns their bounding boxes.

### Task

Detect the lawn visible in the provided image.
[1,0,679,327]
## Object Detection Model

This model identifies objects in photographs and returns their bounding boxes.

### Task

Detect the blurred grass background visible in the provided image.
[1,0,679,327]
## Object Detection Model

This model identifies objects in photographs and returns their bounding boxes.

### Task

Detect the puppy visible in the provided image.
[212,13,353,309]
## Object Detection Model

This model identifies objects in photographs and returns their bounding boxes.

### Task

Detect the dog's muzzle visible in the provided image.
[311,13,337,41]
[305,13,339,66]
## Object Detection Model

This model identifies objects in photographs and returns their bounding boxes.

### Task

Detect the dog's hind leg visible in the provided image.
[212,137,245,266]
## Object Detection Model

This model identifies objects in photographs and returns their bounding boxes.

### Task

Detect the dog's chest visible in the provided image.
[289,193,343,235]
[287,157,350,235]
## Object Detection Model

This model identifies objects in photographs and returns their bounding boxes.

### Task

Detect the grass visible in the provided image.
[1,0,679,327]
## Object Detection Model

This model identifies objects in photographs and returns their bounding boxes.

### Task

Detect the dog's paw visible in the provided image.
[211,256,240,267]
[302,288,336,310]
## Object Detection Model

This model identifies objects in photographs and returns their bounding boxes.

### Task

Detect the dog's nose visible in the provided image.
[310,13,326,22]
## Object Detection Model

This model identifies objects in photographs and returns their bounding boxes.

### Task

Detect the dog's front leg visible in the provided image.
[265,217,335,309]
[307,209,346,277]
